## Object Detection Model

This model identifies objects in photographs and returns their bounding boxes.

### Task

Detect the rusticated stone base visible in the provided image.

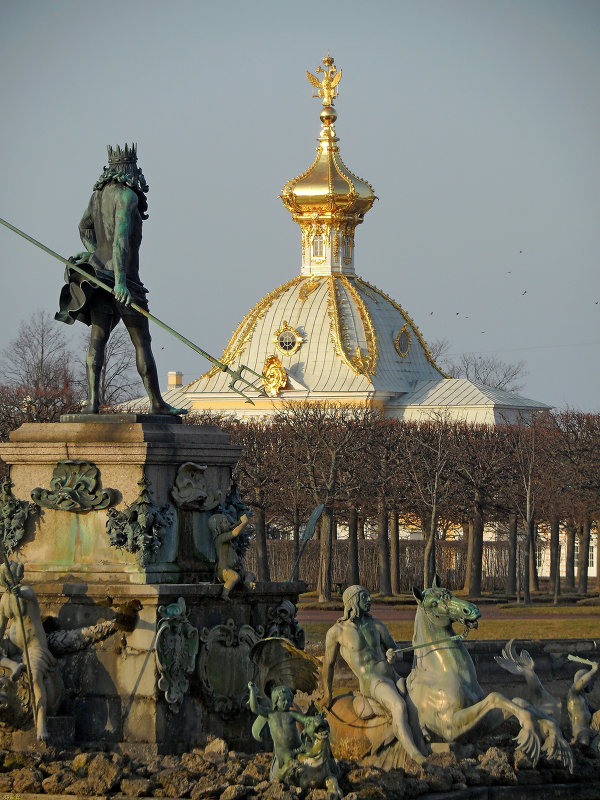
[32,579,306,752]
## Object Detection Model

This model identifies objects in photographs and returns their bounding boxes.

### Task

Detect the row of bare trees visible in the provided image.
[0,310,142,441]
[190,404,599,602]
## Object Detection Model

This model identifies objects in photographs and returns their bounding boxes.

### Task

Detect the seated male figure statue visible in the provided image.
[323,585,425,764]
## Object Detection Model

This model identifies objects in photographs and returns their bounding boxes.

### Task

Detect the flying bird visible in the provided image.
[522,291,527,295]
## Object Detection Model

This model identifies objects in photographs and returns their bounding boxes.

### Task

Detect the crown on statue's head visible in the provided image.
[107,143,138,166]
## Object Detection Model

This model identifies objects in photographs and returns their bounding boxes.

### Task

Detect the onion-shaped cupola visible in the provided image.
[281,55,375,277]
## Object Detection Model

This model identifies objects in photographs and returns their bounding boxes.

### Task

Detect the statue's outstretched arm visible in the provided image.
[231,515,248,539]
[247,682,272,716]
[574,662,599,693]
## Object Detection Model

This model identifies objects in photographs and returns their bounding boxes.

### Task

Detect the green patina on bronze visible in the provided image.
[106,475,172,566]
[249,681,342,797]
[31,461,118,512]
[0,478,38,554]
[155,597,199,714]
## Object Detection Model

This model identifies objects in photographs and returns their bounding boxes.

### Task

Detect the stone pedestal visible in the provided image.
[0,416,308,752]
[0,415,241,584]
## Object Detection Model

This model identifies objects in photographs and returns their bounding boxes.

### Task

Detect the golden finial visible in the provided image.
[306,54,342,106]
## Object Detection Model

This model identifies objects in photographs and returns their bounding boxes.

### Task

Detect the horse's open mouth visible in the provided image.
[463,618,479,629]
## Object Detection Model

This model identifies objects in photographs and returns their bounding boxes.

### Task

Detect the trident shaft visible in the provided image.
[0,216,268,405]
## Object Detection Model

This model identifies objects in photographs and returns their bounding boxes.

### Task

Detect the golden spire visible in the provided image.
[281,55,375,277]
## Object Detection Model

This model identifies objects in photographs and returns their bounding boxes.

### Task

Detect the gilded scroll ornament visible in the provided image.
[156,597,199,714]
[0,478,38,554]
[171,462,222,511]
[299,277,320,301]
[327,277,376,377]
[31,461,118,512]
[263,355,288,397]
[106,475,173,566]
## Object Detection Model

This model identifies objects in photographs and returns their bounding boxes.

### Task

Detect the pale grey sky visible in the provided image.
[1,0,598,410]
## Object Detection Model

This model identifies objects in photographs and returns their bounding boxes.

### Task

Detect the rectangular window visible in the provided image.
[312,235,323,258]
[343,236,351,260]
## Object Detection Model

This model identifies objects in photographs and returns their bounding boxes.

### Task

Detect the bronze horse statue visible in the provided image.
[326,576,573,771]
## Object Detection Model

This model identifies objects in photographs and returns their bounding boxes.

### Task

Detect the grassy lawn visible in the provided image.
[303,610,599,653]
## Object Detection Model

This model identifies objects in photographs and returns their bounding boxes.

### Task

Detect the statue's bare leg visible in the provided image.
[448,691,542,765]
[221,568,240,601]
[372,680,426,764]
[124,315,187,415]
[32,672,49,741]
[84,313,111,413]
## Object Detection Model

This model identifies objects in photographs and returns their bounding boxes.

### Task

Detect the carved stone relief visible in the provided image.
[266,600,306,650]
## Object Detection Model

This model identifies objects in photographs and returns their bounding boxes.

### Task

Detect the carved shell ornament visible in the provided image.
[171,462,222,511]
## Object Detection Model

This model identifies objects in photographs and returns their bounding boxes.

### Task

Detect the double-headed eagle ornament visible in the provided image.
[307,54,342,106]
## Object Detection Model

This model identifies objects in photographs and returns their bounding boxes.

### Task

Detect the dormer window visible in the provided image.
[312,235,324,258]
[343,236,351,260]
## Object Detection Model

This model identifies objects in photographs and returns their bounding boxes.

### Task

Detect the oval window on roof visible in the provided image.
[274,321,304,357]
[394,325,410,358]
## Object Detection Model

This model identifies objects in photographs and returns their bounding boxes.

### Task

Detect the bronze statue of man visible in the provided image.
[323,585,426,764]
[56,144,186,415]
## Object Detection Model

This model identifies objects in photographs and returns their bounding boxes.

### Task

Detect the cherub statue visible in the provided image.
[0,561,64,741]
[248,682,342,797]
[208,512,256,600]
[567,655,598,745]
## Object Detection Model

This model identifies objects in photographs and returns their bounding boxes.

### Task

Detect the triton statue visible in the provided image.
[55,144,186,415]
[324,577,573,772]
[323,585,426,765]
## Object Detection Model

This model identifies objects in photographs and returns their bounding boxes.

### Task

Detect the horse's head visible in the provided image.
[413,574,481,632]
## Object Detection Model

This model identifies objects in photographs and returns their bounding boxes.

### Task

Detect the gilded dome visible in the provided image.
[154,54,549,423]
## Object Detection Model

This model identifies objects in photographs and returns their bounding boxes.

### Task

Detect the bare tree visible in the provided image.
[275,402,373,601]
[430,339,528,393]
[0,311,82,437]
[400,415,455,587]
